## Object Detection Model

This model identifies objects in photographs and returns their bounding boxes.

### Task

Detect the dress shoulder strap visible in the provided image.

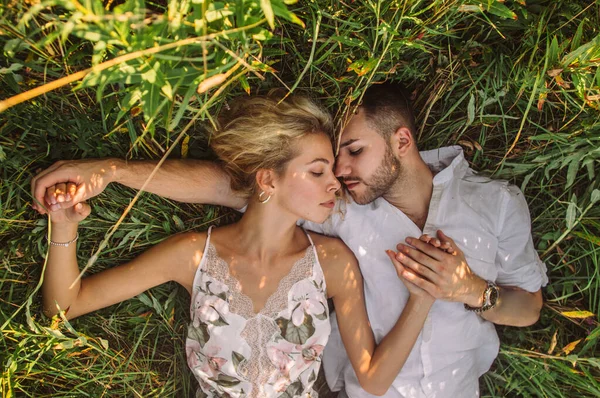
[202,225,214,258]
[304,229,315,246]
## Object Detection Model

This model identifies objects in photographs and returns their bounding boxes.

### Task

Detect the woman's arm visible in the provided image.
[43,201,203,319]
[317,238,433,396]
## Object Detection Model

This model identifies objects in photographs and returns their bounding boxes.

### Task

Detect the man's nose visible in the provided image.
[334,155,350,178]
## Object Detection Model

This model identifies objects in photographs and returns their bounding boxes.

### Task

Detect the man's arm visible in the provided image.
[393,230,543,327]
[31,158,246,213]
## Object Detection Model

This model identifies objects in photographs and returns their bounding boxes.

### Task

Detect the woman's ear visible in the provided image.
[256,168,277,195]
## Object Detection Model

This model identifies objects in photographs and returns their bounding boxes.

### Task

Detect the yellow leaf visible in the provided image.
[547,330,558,354]
[260,0,275,30]
[181,135,190,159]
[561,339,582,355]
[561,310,595,319]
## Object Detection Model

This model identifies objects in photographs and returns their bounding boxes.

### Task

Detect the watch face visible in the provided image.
[488,285,499,306]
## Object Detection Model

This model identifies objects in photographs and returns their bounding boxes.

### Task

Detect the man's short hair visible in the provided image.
[360,82,417,140]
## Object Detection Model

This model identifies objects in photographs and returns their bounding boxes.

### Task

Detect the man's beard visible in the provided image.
[348,145,401,205]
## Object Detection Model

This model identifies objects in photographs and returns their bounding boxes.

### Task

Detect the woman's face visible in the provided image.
[274,133,341,223]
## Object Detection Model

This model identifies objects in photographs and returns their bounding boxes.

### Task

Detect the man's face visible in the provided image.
[335,109,401,204]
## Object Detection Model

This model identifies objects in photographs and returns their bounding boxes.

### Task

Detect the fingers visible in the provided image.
[436,230,458,255]
[55,183,67,203]
[419,234,441,248]
[67,182,77,202]
[386,250,408,279]
[74,202,91,218]
[396,263,437,296]
[31,161,64,213]
[399,237,448,262]
[44,183,81,212]
[393,248,439,283]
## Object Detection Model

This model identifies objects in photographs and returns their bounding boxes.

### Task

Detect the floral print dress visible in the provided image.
[186,227,330,398]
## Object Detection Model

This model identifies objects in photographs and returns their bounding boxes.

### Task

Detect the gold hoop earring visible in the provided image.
[258,191,272,204]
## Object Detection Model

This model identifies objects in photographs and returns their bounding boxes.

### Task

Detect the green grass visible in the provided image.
[1,0,599,396]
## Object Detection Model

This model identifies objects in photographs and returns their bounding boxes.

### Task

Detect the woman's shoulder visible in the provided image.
[307,232,357,268]
[159,230,210,262]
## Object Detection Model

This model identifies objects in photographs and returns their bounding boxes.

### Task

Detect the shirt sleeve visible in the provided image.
[494,185,548,292]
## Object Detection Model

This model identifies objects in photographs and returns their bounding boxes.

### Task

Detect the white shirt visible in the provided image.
[301,146,548,398]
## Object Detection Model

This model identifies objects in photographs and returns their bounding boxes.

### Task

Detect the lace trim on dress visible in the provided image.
[204,244,314,319]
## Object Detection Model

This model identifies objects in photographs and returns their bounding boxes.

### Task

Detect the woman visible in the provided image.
[42,94,434,397]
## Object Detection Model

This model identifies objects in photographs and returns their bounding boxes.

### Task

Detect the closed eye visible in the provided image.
[311,172,324,177]
[349,148,363,156]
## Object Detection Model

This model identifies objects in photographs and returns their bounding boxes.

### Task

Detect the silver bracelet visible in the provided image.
[48,232,79,247]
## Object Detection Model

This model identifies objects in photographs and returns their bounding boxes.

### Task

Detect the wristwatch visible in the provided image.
[464,280,499,313]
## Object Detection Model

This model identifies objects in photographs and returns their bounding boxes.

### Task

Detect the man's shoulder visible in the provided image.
[459,170,515,201]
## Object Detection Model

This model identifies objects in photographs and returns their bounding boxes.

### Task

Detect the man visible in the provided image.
[32,83,547,397]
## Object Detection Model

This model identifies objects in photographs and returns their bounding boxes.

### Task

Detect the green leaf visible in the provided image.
[571,20,585,52]
[209,373,241,387]
[137,293,154,308]
[565,157,581,188]
[260,0,275,29]
[314,311,327,321]
[591,189,600,204]
[188,323,210,347]
[562,33,600,66]
[566,196,578,230]
[467,93,475,125]
[486,2,517,20]
[232,351,245,372]
[548,36,559,67]
[0,63,23,74]
[280,381,304,398]
[276,314,315,344]
[172,214,184,231]
[271,0,305,28]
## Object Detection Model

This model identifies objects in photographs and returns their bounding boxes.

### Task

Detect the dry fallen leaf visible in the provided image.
[547,330,558,354]
[561,339,582,355]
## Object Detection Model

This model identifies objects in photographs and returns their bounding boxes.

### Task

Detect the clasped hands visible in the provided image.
[387,230,487,308]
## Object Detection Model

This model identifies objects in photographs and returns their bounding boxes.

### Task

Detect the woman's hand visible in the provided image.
[47,183,91,225]
[386,250,435,304]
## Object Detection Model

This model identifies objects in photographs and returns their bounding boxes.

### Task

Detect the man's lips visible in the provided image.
[344,181,361,190]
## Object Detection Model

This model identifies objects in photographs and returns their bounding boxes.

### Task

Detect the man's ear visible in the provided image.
[390,126,414,158]
[256,168,277,195]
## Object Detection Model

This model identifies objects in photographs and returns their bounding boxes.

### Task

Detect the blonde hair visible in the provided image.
[210,93,333,198]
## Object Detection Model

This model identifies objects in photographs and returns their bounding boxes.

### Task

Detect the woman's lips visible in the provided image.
[320,200,335,209]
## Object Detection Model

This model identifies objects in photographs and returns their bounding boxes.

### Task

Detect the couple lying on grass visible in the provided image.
[32,83,548,398]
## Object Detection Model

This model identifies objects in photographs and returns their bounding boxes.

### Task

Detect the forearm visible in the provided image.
[42,223,82,317]
[480,287,542,327]
[112,159,246,208]
[360,296,433,395]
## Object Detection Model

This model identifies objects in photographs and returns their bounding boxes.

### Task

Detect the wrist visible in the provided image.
[407,293,435,309]
[463,277,487,307]
[49,222,79,244]
[107,158,124,184]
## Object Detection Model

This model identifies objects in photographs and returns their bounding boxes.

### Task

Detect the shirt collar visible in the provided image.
[419,145,468,185]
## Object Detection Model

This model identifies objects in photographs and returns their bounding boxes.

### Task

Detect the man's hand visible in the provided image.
[31,159,119,214]
[393,230,487,307]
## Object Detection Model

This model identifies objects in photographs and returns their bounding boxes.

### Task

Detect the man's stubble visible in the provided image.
[351,144,401,205]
